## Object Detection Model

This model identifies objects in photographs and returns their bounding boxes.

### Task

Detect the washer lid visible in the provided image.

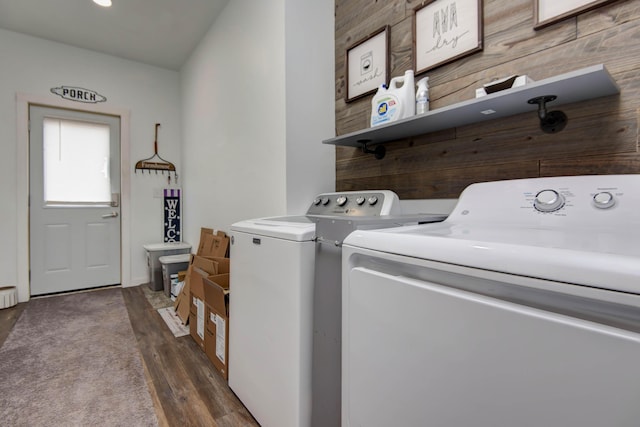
[231,216,315,241]
[344,222,640,294]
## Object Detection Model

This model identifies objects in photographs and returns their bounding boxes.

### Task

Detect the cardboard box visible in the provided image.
[197,228,230,257]
[191,255,219,275]
[200,256,229,274]
[187,255,232,348]
[174,270,191,325]
[188,255,228,313]
[175,257,217,326]
[190,271,213,312]
[188,266,206,348]
[173,226,230,326]
[189,306,205,350]
[203,274,230,380]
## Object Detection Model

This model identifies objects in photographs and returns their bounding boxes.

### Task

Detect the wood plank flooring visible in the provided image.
[0,286,259,427]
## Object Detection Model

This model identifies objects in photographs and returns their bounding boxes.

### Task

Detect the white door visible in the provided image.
[29,105,121,296]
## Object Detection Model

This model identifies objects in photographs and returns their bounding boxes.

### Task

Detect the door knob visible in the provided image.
[101,212,119,218]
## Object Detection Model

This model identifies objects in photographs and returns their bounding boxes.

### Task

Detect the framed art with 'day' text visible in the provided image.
[413,0,483,75]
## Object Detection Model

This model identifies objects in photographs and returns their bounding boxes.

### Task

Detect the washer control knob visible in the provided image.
[593,191,615,209]
[336,196,348,206]
[313,198,322,206]
[355,196,366,205]
[321,197,330,206]
[368,195,379,206]
[533,189,565,212]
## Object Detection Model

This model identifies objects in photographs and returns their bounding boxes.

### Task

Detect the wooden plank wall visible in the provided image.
[333,0,640,199]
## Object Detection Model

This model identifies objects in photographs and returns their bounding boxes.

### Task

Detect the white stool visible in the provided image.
[0,286,18,309]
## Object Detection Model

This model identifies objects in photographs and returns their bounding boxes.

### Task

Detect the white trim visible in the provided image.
[16,92,132,302]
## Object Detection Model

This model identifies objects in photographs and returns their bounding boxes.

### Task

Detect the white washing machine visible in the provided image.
[229,191,435,427]
[342,175,640,427]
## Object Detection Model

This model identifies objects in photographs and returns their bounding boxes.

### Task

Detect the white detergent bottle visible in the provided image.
[416,76,430,114]
[371,70,415,127]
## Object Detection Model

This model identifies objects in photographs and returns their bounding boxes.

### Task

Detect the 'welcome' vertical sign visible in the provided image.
[164,188,182,242]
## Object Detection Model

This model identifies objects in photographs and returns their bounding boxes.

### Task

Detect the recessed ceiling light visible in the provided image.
[93,0,112,7]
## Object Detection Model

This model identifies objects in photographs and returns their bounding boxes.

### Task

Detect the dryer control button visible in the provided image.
[534,189,565,212]
[313,198,322,205]
[368,196,379,206]
[593,191,615,209]
[321,197,330,205]
[336,196,348,206]
[355,196,366,205]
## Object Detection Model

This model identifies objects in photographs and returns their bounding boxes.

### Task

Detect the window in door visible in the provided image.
[42,117,111,205]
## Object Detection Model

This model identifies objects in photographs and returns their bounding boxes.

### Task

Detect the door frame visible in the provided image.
[16,92,131,302]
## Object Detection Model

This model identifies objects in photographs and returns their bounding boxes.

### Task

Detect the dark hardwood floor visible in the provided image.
[0,286,259,427]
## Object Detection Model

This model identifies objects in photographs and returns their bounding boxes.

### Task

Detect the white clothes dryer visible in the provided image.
[342,175,640,427]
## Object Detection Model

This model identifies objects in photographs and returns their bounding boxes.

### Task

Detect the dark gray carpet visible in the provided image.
[0,288,158,426]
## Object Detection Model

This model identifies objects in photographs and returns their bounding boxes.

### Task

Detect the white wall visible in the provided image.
[181,0,335,242]
[284,0,336,214]
[0,29,182,300]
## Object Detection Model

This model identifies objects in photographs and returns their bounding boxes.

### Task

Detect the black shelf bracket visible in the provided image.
[360,141,386,160]
[527,95,568,134]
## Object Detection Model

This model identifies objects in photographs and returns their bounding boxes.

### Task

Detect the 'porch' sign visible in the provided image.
[50,86,107,103]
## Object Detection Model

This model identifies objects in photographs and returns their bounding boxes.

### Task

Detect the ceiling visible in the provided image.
[0,0,230,70]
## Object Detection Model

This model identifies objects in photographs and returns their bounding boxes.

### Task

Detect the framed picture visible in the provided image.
[413,0,483,75]
[345,26,389,102]
[535,0,620,29]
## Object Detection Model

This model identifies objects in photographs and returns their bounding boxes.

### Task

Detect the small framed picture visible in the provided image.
[345,26,389,103]
[535,0,620,29]
[413,0,483,75]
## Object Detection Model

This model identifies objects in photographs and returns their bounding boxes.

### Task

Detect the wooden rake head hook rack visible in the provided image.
[135,123,178,184]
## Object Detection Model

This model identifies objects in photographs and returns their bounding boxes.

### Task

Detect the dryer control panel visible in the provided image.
[448,174,640,228]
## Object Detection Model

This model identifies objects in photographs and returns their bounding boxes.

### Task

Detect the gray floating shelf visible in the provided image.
[323,64,619,148]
